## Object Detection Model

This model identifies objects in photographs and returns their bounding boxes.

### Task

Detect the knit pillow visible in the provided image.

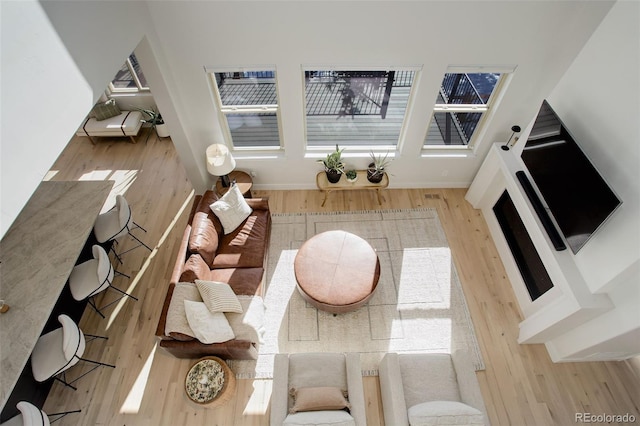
[90,99,121,121]
[195,280,243,313]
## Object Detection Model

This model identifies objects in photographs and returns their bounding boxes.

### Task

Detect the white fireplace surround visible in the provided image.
[466,143,613,349]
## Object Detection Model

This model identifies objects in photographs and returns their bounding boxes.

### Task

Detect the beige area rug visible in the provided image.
[228,209,485,378]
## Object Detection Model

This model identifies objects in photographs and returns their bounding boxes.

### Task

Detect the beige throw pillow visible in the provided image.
[195,280,243,313]
[183,300,235,344]
[164,283,202,340]
[209,184,252,234]
[289,386,350,414]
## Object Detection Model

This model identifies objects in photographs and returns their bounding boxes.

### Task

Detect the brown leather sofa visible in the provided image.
[155,190,271,359]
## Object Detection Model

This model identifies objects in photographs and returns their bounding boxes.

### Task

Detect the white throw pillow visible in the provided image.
[209,184,252,234]
[195,280,243,313]
[408,400,484,426]
[183,300,235,344]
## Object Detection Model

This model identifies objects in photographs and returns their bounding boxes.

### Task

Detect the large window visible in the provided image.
[110,53,149,92]
[208,70,281,149]
[424,68,508,148]
[304,68,417,150]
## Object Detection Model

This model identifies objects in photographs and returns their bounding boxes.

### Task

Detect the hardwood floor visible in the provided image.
[40,134,639,425]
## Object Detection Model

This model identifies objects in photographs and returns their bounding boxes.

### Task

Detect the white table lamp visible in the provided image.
[206,144,236,187]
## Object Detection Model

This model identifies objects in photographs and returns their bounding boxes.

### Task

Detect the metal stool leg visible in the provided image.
[48,409,81,424]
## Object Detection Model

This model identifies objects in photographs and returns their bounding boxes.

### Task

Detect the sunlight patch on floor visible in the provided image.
[120,343,158,414]
[242,380,272,416]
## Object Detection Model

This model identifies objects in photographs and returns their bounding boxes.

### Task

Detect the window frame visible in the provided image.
[422,65,514,153]
[302,65,421,155]
[109,53,150,93]
[206,67,283,152]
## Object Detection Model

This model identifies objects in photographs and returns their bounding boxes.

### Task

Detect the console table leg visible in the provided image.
[377,189,384,205]
[321,190,329,207]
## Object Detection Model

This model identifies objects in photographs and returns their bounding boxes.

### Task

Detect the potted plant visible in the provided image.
[133,107,170,138]
[345,169,358,183]
[367,150,391,183]
[318,145,345,183]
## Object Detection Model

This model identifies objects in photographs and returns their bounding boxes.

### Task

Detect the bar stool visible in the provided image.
[69,245,136,318]
[0,401,80,426]
[93,194,152,264]
[30,315,115,391]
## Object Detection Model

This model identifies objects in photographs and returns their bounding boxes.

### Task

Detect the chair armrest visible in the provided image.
[246,198,269,211]
[379,353,410,426]
[345,353,367,426]
[452,350,490,425]
[270,354,290,426]
[170,224,192,285]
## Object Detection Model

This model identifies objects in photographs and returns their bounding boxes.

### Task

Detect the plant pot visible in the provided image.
[347,176,358,183]
[156,123,170,138]
[367,163,384,183]
[326,169,342,183]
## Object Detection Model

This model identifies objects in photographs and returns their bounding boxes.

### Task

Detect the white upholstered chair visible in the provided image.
[69,245,136,318]
[93,194,151,264]
[379,351,489,426]
[30,314,115,391]
[0,402,48,426]
[270,352,366,426]
[0,402,80,426]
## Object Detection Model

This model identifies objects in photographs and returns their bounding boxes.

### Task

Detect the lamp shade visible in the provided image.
[206,144,236,176]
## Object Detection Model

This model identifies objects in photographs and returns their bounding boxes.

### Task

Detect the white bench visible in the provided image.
[76,111,143,144]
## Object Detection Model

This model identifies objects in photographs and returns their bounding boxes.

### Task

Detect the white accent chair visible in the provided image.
[69,245,136,318]
[0,402,48,426]
[379,351,490,426]
[30,315,115,391]
[0,402,80,426]
[93,194,151,264]
[270,352,366,426]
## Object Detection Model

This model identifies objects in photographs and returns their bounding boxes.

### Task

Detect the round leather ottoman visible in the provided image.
[294,230,380,314]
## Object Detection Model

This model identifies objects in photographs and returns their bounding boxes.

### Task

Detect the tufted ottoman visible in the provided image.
[294,230,380,314]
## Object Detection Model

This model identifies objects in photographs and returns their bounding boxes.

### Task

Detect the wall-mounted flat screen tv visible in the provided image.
[521,100,622,254]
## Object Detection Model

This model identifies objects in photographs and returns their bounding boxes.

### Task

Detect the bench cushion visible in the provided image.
[77,111,143,137]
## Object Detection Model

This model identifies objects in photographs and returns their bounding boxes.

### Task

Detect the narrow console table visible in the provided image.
[316,170,389,206]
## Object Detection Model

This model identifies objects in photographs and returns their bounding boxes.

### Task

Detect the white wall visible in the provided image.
[0,1,615,239]
[545,1,640,361]
[0,0,154,236]
[144,1,614,192]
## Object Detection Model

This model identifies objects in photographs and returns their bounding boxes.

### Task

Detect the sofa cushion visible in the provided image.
[184,300,235,344]
[408,401,484,425]
[180,254,212,283]
[283,410,355,426]
[399,354,461,409]
[165,283,202,341]
[188,211,222,267]
[290,386,350,414]
[288,353,348,400]
[90,99,121,121]
[226,295,266,344]
[213,209,270,269]
[209,267,264,297]
[210,184,253,235]
[195,280,243,313]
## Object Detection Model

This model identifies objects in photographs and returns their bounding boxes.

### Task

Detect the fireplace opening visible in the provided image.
[493,190,554,301]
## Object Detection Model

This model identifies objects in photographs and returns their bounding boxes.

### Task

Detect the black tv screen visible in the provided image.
[521,100,621,254]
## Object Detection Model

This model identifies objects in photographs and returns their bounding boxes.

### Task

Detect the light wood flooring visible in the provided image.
[40,133,639,425]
